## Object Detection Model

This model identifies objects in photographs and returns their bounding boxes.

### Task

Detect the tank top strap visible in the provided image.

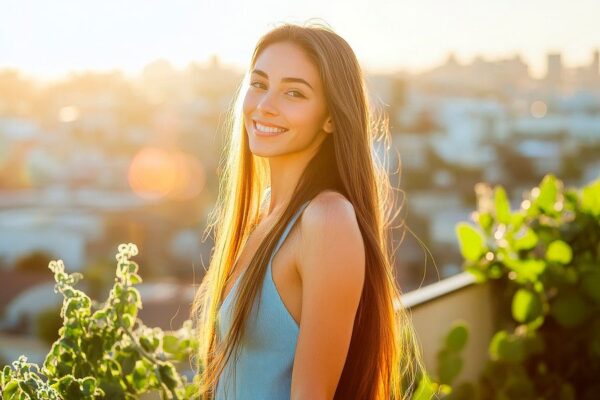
[269,200,311,263]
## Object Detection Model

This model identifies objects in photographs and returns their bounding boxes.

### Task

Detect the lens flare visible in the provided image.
[128,147,205,200]
[58,106,79,122]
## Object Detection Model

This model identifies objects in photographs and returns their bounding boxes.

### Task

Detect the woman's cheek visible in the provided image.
[242,92,255,114]
[288,103,316,129]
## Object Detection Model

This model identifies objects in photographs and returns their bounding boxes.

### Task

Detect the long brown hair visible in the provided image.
[190,20,426,399]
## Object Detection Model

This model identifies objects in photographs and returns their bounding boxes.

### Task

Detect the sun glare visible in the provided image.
[127,147,205,200]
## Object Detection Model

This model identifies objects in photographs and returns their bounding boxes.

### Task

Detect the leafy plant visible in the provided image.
[408,322,474,400]
[437,322,467,386]
[436,322,476,400]
[0,243,200,400]
[454,174,600,399]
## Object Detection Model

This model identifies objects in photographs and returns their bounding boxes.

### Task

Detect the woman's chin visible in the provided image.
[248,142,278,158]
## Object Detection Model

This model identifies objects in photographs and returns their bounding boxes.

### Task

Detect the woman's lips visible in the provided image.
[253,120,289,137]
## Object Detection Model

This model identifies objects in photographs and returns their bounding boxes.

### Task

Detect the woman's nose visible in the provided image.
[256,91,278,115]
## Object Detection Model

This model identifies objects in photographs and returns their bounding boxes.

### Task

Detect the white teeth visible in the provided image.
[255,121,287,133]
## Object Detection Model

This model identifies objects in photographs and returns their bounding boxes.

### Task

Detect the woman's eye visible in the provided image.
[286,90,305,98]
[250,81,266,89]
[249,82,304,98]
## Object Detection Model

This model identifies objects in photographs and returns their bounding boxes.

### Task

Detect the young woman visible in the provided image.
[191,22,426,400]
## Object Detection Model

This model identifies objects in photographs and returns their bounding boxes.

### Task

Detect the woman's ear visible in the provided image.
[322,117,335,134]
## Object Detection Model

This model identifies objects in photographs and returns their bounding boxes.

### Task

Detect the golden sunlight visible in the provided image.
[128,147,205,200]
[58,106,80,122]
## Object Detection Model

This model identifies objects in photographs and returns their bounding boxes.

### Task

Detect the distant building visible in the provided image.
[546,53,563,87]
[418,52,530,93]
[543,50,600,91]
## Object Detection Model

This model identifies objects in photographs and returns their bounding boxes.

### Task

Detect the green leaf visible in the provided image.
[536,174,559,213]
[129,273,143,285]
[476,211,494,233]
[124,304,138,318]
[489,331,525,363]
[80,377,96,396]
[132,360,149,392]
[513,227,538,251]
[83,334,104,364]
[505,258,546,283]
[60,336,78,351]
[121,313,134,329]
[128,261,139,274]
[510,210,526,230]
[512,289,543,323]
[464,265,488,283]
[108,359,122,378]
[65,298,81,316]
[55,375,75,394]
[66,378,83,398]
[134,360,148,378]
[581,178,600,216]
[445,323,469,352]
[488,263,504,279]
[546,240,573,264]
[157,363,180,389]
[2,380,19,398]
[126,287,142,308]
[140,336,159,353]
[2,365,12,382]
[92,309,107,320]
[456,223,486,262]
[119,351,137,376]
[494,186,511,224]
[438,351,463,385]
[412,374,436,400]
[162,335,180,355]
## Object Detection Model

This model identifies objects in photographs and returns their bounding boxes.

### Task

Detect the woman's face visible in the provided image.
[243,41,333,158]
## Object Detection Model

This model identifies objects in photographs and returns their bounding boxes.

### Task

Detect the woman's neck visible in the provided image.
[266,151,315,216]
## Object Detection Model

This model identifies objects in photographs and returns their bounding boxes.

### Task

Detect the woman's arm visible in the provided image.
[290,191,366,400]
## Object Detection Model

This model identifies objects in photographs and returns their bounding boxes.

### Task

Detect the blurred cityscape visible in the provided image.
[1,49,599,361]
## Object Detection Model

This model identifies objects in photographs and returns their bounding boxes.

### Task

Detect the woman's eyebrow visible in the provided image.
[251,69,313,91]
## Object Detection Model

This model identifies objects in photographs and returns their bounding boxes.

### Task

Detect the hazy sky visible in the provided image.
[2,0,599,80]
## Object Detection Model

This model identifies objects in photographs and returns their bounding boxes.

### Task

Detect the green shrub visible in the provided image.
[454,174,600,399]
[0,243,200,400]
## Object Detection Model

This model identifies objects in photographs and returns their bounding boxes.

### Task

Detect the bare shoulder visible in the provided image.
[296,190,365,278]
[302,190,356,224]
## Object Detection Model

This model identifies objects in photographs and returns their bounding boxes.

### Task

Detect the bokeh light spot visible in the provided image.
[530,101,547,118]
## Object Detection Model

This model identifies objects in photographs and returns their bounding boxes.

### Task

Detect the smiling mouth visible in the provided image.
[253,120,289,135]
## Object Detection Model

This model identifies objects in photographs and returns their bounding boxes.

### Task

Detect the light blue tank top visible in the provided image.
[215,200,311,400]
